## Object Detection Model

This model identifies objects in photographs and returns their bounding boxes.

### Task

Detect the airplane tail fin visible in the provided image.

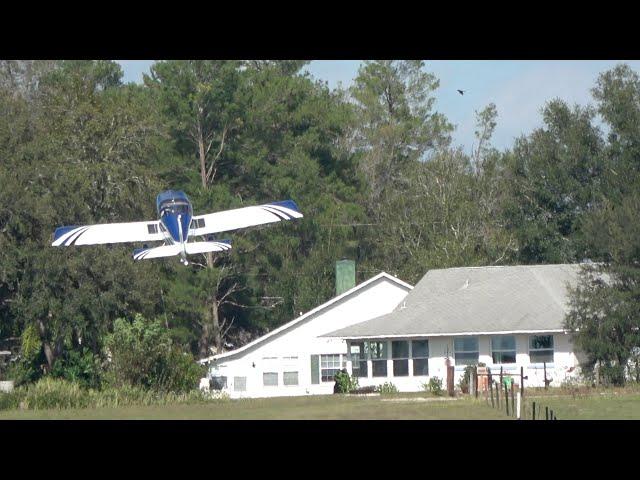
[133,244,182,260]
[184,240,232,255]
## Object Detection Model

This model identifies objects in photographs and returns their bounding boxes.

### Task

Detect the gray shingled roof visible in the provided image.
[323,264,586,338]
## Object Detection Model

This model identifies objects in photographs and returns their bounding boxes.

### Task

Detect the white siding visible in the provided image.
[208,277,411,398]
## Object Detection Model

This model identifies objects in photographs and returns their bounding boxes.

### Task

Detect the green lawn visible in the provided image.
[1,391,639,420]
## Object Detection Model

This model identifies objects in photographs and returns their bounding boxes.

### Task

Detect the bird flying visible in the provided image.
[52,190,303,266]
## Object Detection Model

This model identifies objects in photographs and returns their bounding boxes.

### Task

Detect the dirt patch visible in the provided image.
[381,397,461,403]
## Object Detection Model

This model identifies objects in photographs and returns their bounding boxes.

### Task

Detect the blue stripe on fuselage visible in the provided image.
[161,211,192,243]
[157,190,193,244]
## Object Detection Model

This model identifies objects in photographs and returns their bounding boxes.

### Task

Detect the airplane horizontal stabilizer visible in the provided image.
[133,244,182,260]
[184,240,232,255]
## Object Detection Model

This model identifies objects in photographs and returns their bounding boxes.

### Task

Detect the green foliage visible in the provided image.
[20,324,41,361]
[334,370,359,394]
[0,377,216,411]
[457,365,476,393]
[105,314,203,393]
[425,377,444,396]
[375,382,398,394]
[51,348,103,390]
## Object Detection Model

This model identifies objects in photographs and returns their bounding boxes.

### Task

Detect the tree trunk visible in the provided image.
[197,116,207,189]
[196,116,222,356]
[36,318,55,372]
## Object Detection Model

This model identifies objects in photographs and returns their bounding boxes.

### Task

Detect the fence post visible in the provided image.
[532,401,536,420]
[516,391,521,420]
[544,362,548,390]
[490,378,494,408]
[470,368,475,397]
[489,379,495,408]
[474,366,479,399]
[545,406,549,421]
[504,382,509,416]
[511,381,515,417]
[520,366,524,400]
[496,381,500,409]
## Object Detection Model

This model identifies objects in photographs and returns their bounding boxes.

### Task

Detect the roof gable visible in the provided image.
[199,272,412,363]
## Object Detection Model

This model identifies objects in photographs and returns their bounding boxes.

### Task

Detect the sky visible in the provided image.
[116,60,640,153]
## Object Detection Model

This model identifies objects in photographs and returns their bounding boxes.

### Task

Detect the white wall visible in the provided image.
[348,332,582,392]
[208,277,410,398]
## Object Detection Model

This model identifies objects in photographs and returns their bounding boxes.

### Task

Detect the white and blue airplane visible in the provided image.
[52,190,303,265]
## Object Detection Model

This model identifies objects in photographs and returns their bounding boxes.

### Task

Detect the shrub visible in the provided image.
[104,314,203,393]
[457,365,476,394]
[51,348,103,390]
[3,359,41,387]
[425,376,443,396]
[376,382,398,394]
[334,369,359,394]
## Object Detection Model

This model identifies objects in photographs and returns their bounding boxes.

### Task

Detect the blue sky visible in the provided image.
[116,60,640,153]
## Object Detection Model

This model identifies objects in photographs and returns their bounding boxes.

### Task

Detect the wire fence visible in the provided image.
[470,365,558,420]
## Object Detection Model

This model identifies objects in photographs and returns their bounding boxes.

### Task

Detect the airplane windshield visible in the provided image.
[159,200,192,217]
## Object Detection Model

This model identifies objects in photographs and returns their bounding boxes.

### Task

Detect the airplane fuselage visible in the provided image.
[156,190,193,264]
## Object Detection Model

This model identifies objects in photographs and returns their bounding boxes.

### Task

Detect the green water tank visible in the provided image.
[335,259,356,296]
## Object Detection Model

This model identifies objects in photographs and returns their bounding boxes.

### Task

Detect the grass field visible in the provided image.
[2,390,640,419]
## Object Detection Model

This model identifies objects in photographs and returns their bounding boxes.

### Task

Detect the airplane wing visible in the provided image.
[52,220,164,246]
[189,200,303,237]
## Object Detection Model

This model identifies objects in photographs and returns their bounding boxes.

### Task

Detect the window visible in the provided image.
[191,218,206,229]
[412,340,429,376]
[392,341,409,377]
[283,371,299,386]
[492,336,516,364]
[147,223,158,234]
[529,335,554,363]
[263,372,278,386]
[369,341,388,377]
[211,376,227,390]
[454,337,479,366]
[234,376,246,392]
[349,342,368,378]
[320,354,345,382]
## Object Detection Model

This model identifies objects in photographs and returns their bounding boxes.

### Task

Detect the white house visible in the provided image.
[199,270,413,398]
[324,264,588,390]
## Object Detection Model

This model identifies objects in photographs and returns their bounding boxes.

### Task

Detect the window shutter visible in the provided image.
[311,355,319,384]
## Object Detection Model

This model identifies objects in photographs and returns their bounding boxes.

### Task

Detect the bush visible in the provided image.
[334,369,359,394]
[457,365,476,394]
[376,382,398,394]
[425,377,443,396]
[104,314,203,393]
[3,359,41,387]
[51,348,103,390]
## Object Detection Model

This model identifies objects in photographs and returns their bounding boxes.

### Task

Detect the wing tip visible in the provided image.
[269,200,303,218]
[53,225,79,242]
